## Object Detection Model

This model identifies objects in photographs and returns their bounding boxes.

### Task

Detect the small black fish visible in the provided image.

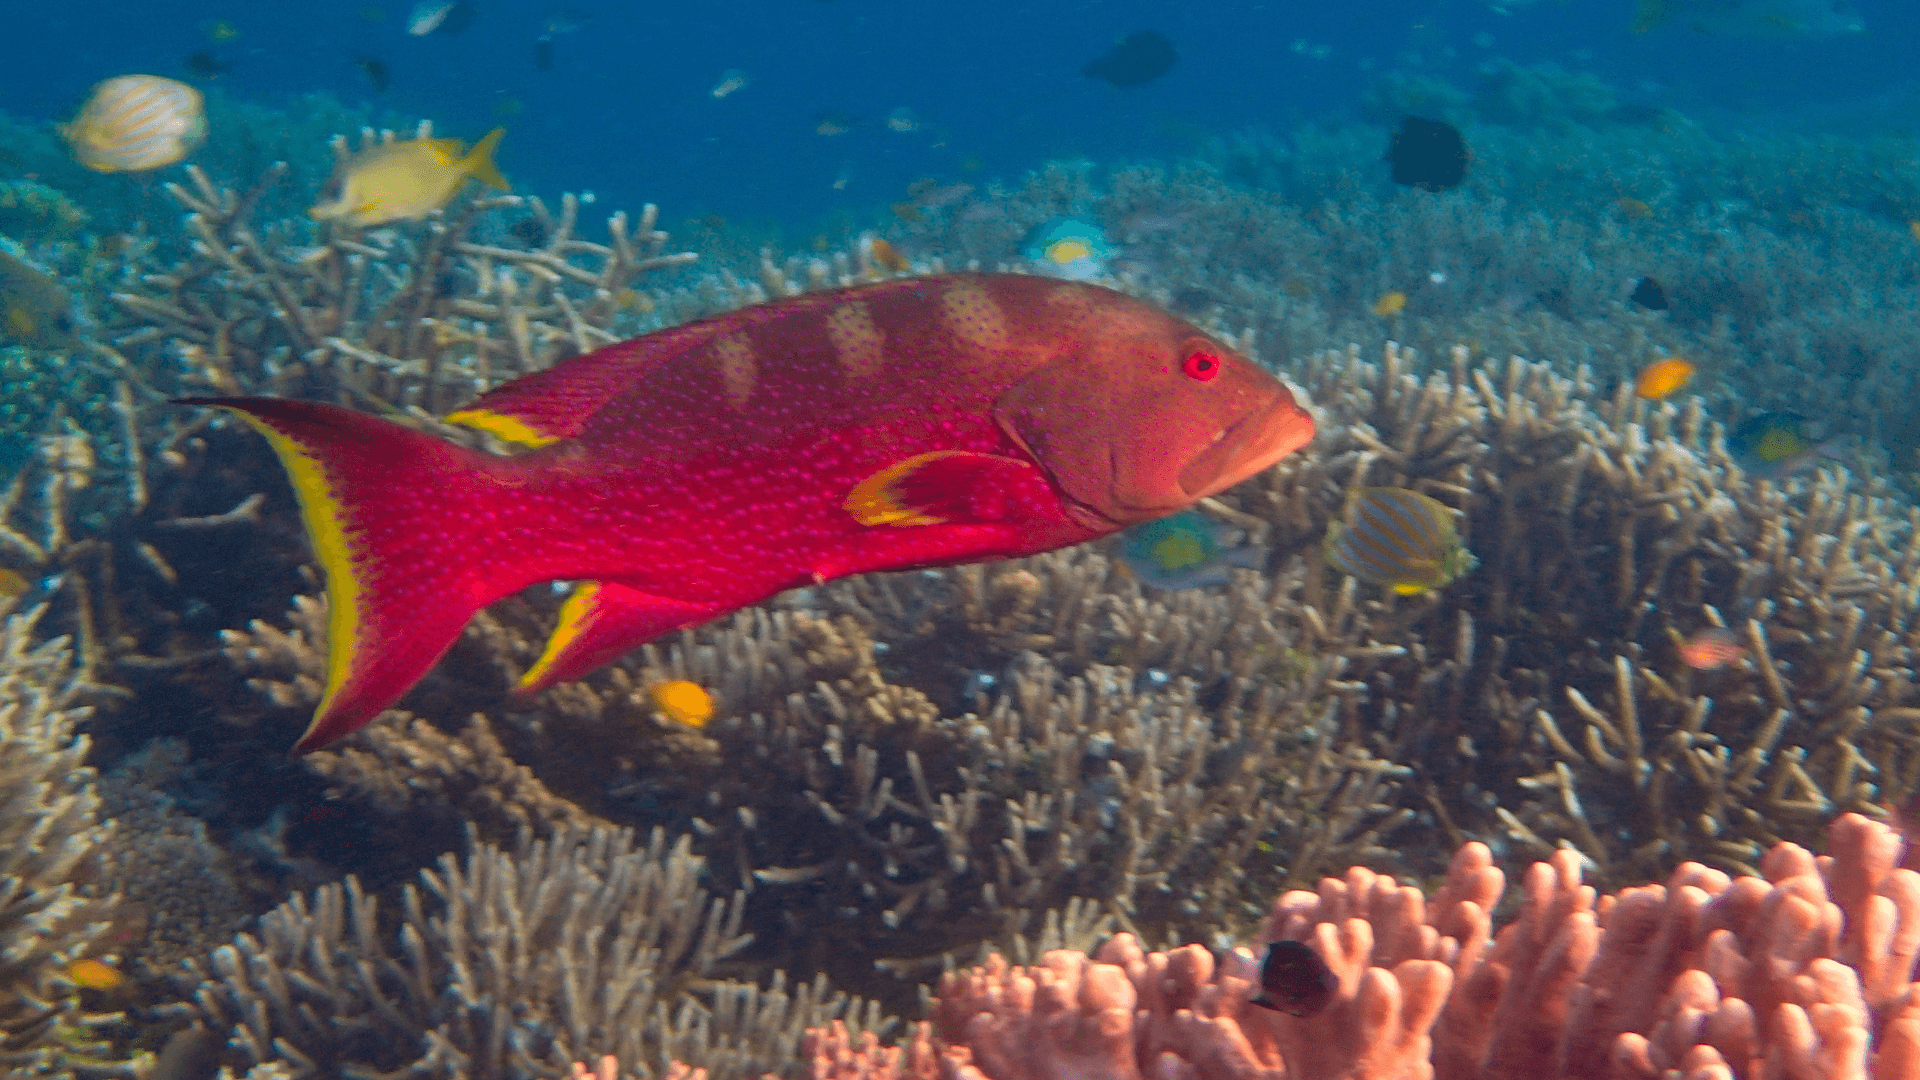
[1083,30,1177,88]
[1249,939,1337,1018]
[1629,276,1670,311]
[355,56,389,93]
[183,50,231,79]
[1387,117,1468,192]
[1169,286,1215,315]
[535,36,554,70]
[508,217,550,247]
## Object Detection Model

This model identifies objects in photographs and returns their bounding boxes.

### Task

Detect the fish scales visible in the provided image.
[187,274,1314,752]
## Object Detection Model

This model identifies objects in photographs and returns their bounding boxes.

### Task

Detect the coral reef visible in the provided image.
[0,607,125,1079]
[895,812,1920,1080]
[178,823,881,1080]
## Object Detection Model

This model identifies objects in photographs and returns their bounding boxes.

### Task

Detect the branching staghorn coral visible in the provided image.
[1217,341,1920,888]
[0,607,127,1079]
[108,127,696,414]
[217,541,1413,1012]
[179,823,850,1080]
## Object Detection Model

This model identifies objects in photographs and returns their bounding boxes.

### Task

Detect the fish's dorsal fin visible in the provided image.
[443,320,726,446]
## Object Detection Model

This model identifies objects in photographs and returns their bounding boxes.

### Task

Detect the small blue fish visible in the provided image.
[1118,510,1264,590]
[1021,217,1113,281]
[1326,487,1475,595]
[1726,412,1843,478]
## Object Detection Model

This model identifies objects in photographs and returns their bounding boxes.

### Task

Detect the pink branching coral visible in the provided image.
[873,813,1920,1080]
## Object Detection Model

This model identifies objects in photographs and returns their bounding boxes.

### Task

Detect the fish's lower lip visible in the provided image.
[1178,393,1315,498]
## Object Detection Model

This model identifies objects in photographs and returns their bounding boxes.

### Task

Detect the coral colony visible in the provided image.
[6,58,1920,1080]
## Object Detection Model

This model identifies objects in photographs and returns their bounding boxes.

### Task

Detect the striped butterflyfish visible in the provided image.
[1325,486,1475,595]
[64,75,206,173]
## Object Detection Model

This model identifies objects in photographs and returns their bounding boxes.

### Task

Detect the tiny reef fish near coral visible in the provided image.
[1117,508,1265,590]
[1387,117,1469,192]
[1082,30,1177,87]
[1726,411,1842,478]
[1326,486,1475,595]
[1629,275,1670,311]
[310,128,507,226]
[1634,357,1695,400]
[1372,290,1407,318]
[1679,626,1744,670]
[185,274,1314,752]
[650,679,714,728]
[64,75,207,173]
[1249,939,1336,1017]
[0,249,81,352]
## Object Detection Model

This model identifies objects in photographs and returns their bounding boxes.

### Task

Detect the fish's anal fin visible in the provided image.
[515,581,717,696]
[845,450,1045,527]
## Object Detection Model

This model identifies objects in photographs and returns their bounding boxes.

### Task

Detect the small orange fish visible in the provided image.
[1634,357,1695,401]
[868,237,909,273]
[650,680,714,728]
[1372,291,1407,318]
[1679,627,1744,670]
[66,959,125,990]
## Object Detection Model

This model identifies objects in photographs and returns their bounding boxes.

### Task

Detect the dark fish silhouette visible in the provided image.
[1629,276,1670,311]
[355,56,389,93]
[535,37,554,69]
[183,51,231,79]
[1083,30,1176,87]
[1387,117,1468,192]
[1249,939,1338,1017]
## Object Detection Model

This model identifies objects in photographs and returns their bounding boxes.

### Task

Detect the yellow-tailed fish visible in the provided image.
[1325,487,1475,595]
[0,249,80,351]
[1118,509,1266,590]
[311,129,508,227]
[64,75,206,173]
[650,680,714,728]
[1634,357,1695,401]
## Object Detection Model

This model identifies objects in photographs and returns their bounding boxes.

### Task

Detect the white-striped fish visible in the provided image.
[1325,487,1475,595]
[64,75,206,173]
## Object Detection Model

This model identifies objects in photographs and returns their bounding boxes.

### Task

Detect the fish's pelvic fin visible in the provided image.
[180,396,530,753]
[516,581,717,696]
[845,450,1044,527]
[464,127,509,191]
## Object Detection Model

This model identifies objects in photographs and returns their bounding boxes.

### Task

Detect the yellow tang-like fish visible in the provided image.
[310,128,508,227]
[0,249,80,351]
[65,75,206,173]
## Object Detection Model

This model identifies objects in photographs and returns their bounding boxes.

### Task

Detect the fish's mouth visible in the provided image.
[1177,392,1316,499]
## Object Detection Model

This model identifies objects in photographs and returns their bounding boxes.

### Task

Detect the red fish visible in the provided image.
[186,274,1313,752]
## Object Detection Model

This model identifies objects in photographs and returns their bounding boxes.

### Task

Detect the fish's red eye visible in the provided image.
[1182,350,1221,381]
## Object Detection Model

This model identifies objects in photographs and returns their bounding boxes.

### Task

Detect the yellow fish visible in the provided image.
[1373,291,1408,318]
[65,959,125,991]
[1634,357,1695,400]
[650,680,714,728]
[310,128,508,227]
[0,250,80,351]
[64,75,206,173]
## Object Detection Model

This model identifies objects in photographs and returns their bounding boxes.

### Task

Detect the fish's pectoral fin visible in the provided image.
[845,450,1047,527]
[515,581,716,696]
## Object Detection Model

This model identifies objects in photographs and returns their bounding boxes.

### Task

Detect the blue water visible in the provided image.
[8,0,1915,226]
